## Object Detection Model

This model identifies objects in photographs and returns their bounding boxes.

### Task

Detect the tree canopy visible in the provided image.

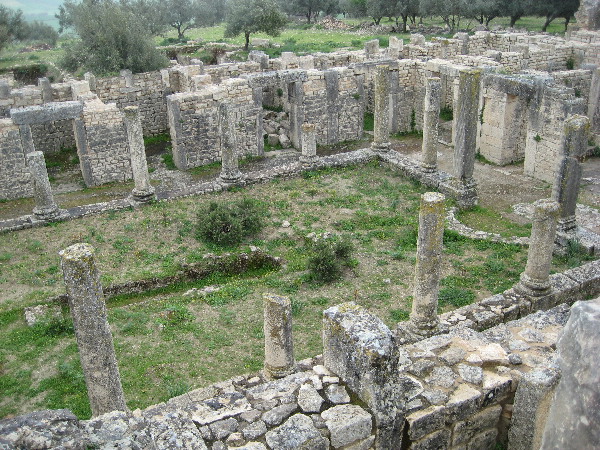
[0,6,23,52]
[58,0,168,75]
[225,0,287,50]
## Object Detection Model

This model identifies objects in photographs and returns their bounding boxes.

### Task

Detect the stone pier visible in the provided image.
[371,65,391,151]
[300,123,318,165]
[59,243,127,416]
[540,298,600,449]
[421,77,442,172]
[451,69,481,208]
[409,192,446,335]
[218,104,242,184]
[26,151,61,221]
[19,124,35,155]
[515,199,560,297]
[263,293,295,379]
[123,106,155,204]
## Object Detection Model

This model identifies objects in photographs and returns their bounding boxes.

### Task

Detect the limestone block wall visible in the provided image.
[76,99,132,186]
[568,29,600,65]
[552,69,593,104]
[204,61,261,84]
[94,71,169,137]
[478,74,536,165]
[302,68,364,145]
[0,119,32,200]
[167,79,260,170]
[524,84,586,183]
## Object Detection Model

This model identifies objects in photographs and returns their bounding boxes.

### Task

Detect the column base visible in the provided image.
[442,178,478,210]
[219,170,243,185]
[371,142,391,151]
[556,216,577,234]
[421,162,437,173]
[514,273,552,298]
[263,362,296,380]
[32,205,65,222]
[395,320,449,345]
[130,187,156,204]
[299,155,319,166]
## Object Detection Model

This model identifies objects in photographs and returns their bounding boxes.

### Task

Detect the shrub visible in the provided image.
[196,198,266,246]
[306,236,355,283]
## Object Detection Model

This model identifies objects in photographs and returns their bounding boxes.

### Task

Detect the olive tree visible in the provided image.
[0,6,23,51]
[58,0,168,74]
[225,0,287,50]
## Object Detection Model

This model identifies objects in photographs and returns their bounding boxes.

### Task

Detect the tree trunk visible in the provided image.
[564,15,571,31]
[485,15,496,27]
[402,15,408,32]
[306,7,312,24]
[542,14,555,32]
[373,17,382,25]
[509,15,521,27]
[244,31,250,50]
[177,24,184,40]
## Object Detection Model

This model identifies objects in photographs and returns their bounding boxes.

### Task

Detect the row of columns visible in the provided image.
[406,111,590,337]
[20,106,156,223]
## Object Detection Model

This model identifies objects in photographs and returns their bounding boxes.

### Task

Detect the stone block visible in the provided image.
[265,414,329,449]
[406,406,446,440]
[321,404,372,448]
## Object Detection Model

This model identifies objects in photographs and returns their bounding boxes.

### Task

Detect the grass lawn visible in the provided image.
[0,160,592,419]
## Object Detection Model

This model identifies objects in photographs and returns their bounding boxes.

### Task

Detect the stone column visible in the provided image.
[371,65,391,151]
[421,77,442,172]
[120,69,133,88]
[452,69,481,208]
[38,77,52,103]
[409,192,445,335]
[552,156,582,234]
[218,104,242,184]
[562,114,590,158]
[515,199,559,297]
[59,243,127,416]
[540,297,600,449]
[300,123,317,165]
[123,106,155,204]
[84,72,97,92]
[27,151,61,221]
[263,293,295,379]
[19,124,35,155]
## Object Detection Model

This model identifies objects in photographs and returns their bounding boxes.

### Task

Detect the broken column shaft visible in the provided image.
[263,293,295,379]
[27,151,60,221]
[371,65,391,151]
[553,115,589,234]
[300,123,318,165]
[516,199,560,297]
[421,77,442,172]
[219,104,242,183]
[60,243,127,416]
[123,106,155,204]
[410,192,446,334]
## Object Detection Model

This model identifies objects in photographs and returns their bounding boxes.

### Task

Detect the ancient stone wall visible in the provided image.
[0,119,32,200]
[76,99,132,186]
[167,78,260,170]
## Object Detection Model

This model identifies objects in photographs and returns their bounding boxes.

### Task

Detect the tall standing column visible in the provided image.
[300,123,318,165]
[371,65,391,151]
[452,69,481,208]
[410,192,446,335]
[515,199,559,297]
[27,151,60,221]
[263,293,295,379]
[60,243,127,416]
[218,104,242,184]
[421,77,442,172]
[123,106,155,204]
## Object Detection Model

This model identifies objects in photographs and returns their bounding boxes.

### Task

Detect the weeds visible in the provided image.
[306,236,355,283]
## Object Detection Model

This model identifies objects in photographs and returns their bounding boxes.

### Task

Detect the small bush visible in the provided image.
[196,198,266,247]
[306,236,355,283]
